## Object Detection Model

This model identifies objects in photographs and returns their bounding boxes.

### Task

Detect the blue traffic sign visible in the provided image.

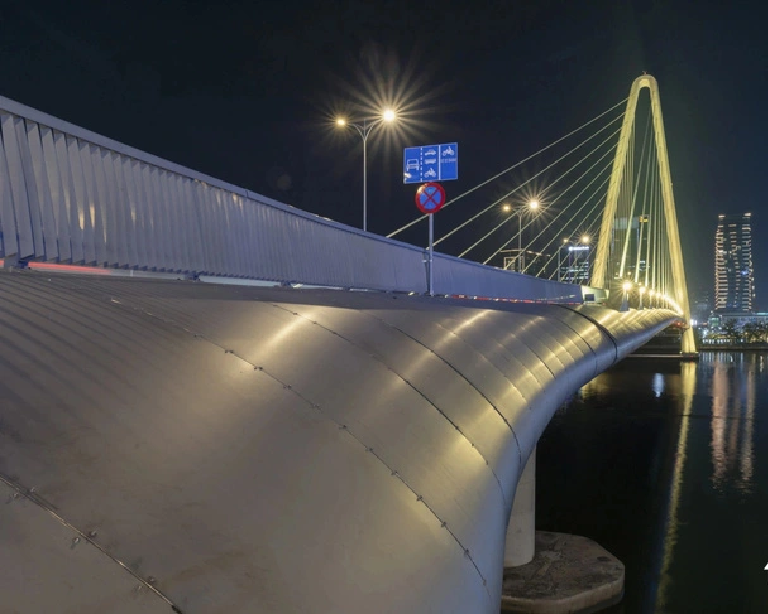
[403,142,458,184]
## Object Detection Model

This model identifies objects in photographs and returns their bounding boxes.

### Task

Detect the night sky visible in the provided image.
[1,1,765,306]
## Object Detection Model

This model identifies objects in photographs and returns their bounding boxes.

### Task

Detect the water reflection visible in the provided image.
[652,372,665,398]
[655,361,695,611]
[538,352,766,614]
[709,354,757,494]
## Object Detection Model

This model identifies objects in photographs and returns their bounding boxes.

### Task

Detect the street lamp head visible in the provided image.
[622,281,632,292]
[563,238,569,244]
[529,199,539,210]
[501,203,512,213]
[335,118,346,127]
[639,286,647,294]
[581,235,590,244]
[382,109,396,122]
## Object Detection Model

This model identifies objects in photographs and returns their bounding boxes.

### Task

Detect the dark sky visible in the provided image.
[1,1,765,306]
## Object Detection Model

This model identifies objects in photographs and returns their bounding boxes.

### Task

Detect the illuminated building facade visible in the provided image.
[558,243,591,283]
[714,213,753,313]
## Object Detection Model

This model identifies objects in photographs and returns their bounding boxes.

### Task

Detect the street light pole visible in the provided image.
[362,124,368,232]
[501,199,539,274]
[518,211,523,273]
[336,110,396,233]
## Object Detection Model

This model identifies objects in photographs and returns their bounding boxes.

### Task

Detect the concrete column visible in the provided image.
[504,446,536,567]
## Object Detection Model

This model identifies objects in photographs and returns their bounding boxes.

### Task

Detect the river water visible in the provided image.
[536,352,768,614]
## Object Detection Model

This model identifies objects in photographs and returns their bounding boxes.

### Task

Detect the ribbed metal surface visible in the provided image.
[1,94,582,301]
[0,270,675,613]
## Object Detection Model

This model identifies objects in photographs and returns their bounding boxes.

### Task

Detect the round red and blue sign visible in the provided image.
[415,182,446,214]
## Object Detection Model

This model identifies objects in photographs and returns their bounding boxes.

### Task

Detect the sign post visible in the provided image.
[429,214,434,297]
[415,182,446,296]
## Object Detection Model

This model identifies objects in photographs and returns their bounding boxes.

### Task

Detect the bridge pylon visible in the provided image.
[592,75,695,354]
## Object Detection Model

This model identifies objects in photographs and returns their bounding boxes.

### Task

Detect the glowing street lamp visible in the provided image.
[335,108,397,232]
[501,199,541,272]
[639,285,647,309]
[581,235,590,244]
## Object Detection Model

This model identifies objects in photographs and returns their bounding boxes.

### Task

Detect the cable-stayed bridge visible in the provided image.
[0,75,693,613]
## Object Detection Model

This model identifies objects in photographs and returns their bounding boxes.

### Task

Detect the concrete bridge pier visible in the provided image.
[504,448,537,568]
[500,448,626,614]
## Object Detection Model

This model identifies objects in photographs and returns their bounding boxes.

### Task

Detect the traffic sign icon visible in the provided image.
[415,183,446,214]
[403,142,458,184]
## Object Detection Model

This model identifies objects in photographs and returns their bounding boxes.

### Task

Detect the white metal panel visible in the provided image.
[116,155,138,267]
[236,196,249,278]
[15,118,45,258]
[0,126,18,257]
[270,205,294,281]
[65,134,91,263]
[169,174,189,272]
[40,127,70,261]
[212,187,227,275]
[185,178,206,274]
[252,198,277,280]
[175,177,192,272]
[186,181,206,273]
[242,197,257,276]
[135,162,157,270]
[71,139,97,264]
[146,166,168,270]
[230,194,245,276]
[86,144,108,265]
[250,199,273,280]
[54,132,82,262]
[81,144,106,265]
[126,159,148,268]
[25,122,59,261]
[103,151,125,266]
[220,189,235,275]
[2,114,35,257]
[100,150,122,266]
[158,170,180,271]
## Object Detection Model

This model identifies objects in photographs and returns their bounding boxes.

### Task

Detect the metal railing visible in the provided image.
[1,94,585,302]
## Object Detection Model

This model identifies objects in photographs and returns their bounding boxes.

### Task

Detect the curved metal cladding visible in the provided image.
[0,271,674,614]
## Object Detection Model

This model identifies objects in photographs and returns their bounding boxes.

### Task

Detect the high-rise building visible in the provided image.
[714,213,754,313]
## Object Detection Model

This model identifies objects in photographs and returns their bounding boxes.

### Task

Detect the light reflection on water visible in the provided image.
[536,352,767,614]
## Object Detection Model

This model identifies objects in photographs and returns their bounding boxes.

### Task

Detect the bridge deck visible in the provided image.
[0,270,674,613]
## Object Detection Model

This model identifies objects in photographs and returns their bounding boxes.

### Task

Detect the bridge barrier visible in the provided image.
[1,94,581,302]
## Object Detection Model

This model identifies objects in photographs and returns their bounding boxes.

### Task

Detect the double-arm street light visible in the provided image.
[335,109,396,232]
[502,199,539,272]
